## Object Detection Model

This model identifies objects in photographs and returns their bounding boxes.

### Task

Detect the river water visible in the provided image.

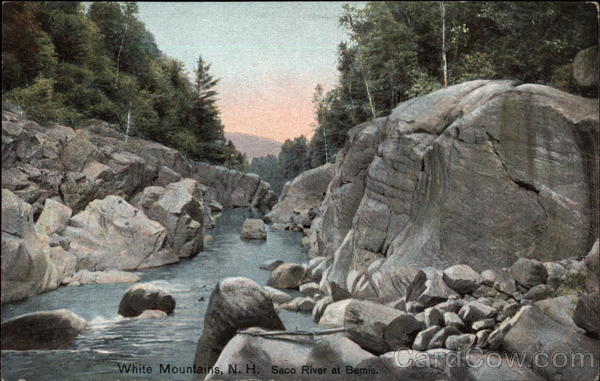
[1,208,317,381]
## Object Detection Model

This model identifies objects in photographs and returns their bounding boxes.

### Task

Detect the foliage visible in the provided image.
[308,1,598,168]
[2,1,244,168]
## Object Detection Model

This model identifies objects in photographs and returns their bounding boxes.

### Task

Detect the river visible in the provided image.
[1,208,317,381]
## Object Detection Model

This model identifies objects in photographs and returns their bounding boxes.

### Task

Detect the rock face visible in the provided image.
[573,46,598,88]
[205,329,375,381]
[132,179,204,258]
[1,309,87,350]
[194,277,285,371]
[63,195,178,271]
[118,283,176,317]
[281,80,599,299]
[266,163,335,226]
[2,110,278,302]
[240,218,267,240]
[1,189,76,303]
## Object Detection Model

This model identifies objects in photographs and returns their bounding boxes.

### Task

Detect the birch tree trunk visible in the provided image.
[441,1,449,88]
[125,104,132,142]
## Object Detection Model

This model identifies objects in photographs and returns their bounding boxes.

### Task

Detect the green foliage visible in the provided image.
[249,155,285,195]
[2,1,245,169]
[308,1,598,168]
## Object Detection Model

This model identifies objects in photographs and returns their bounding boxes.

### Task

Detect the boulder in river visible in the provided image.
[267,263,306,289]
[62,195,179,270]
[240,218,267,240]
[194,277,285,371]
[1,309,87,350]
[118,283,176,317]
[133,178,204,258]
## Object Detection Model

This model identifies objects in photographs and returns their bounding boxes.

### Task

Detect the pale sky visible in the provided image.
[137,2,364,143]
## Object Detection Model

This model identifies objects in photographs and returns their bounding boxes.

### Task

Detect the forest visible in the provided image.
[2,1,247,169]
[3,2,597,193]
[252,1,597,189]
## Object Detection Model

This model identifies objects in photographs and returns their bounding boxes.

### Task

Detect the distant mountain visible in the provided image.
[225,132,281,159]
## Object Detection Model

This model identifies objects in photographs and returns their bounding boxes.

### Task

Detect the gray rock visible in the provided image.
[329,281,352,301]
[240,218,267,240]
[382,312,424,348]
[406,270,459,307]
[424,307,444,327]
[357,350,449,381]
[299,282,320,298]
[35,198,72,236]
[154,165,182,187]
[413,325,442,351]
[259,259,284,271]
[471,285,498,298]
[267,263,306,289]
[458,302,497,323]
[584,240,599,293]
[503,305,599,380]
[496,302,522,322]
[434,299,465,314]
[475,329,491,347]
[118,283,175,317]
[523,284,554,301]
[1,189,76,303]
[263,286,293,304]
[452,352,544,381]
[573,46,598,88]
[1,309,87,350]
[266,163,334,225]
[491,268,518,295]
[443,264,482,293]
[135,309,168,320]
[443,312,465,330]
[534,295,584,332]
[428,326,462,349]
[133,179,204,258]
[63,195,179,270]
[319,299,402,354]
[194,277,285,371]
[312,296,333,323]
[445,333,476,351]
[406,301,425,313]
[311,81,598,288]
[472,318,495,331]
[297,296,316,311]
[511,258,547,288]
[573,292,599,337]
[205,328,375,381]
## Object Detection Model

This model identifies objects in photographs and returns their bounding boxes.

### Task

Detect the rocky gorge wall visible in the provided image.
[1,111,277,303]
[272,80,599,301]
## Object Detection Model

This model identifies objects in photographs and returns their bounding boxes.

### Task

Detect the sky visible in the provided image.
[137,2,365,143]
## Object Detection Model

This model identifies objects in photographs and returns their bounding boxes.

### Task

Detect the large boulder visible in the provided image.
[510,257,547,288]
[266,163,335,225]
[405,269,459,307]
[319,299,404,354]
[118,283,175,317]
[502,305,599,380]
[194,277,285,371]
[303,81,597,296]
[133,179,204,258]
[62,195,179,270]
[1,309,86,350]
[1,189,76,303]
[442,264,482,294]
[240,218,267,240]
[205,328,375,381]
